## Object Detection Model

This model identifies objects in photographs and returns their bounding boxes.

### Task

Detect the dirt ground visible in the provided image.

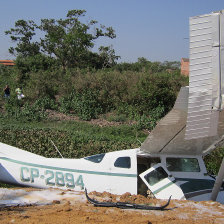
[0,188,223,224]
[46,110,138,127]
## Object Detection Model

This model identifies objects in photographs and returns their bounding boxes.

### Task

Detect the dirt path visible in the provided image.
[46,110,137,127]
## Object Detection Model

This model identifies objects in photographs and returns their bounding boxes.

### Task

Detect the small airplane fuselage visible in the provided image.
[0,143,223,203]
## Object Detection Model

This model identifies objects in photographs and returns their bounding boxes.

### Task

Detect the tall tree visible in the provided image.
[98,46,120,69]
[5,20,40,57]
[40,9,116,69]
[5,10,118,70]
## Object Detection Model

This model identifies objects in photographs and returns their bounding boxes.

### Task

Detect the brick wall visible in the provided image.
[181,58,189,76]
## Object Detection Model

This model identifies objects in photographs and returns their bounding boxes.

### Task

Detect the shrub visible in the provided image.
[59,89,104,120]
[135,104,165,130]
[204,147,224,175]
[33,97,58,110]
[4,98,46,122]
[1,62,188,128]
[20,103,46,121]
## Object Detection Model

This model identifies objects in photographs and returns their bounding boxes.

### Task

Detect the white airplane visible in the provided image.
[0,10,224,204]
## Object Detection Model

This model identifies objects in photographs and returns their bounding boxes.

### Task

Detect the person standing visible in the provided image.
[3,85,10,98]
[15,87,25,100]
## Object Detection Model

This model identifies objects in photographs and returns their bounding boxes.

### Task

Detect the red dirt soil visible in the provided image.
[0,188,223,224]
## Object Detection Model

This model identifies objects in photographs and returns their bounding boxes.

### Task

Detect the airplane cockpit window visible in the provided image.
[144,167,168,186]
[114,157,131,168]
[166,158,200,172]
[84,153,105,163]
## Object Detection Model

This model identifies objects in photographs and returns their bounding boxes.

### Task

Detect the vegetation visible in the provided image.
[5,9,117,71]
[204,148,224,175]
[0,8,222,179]
[1,67,186,125]
[0,118,146,158]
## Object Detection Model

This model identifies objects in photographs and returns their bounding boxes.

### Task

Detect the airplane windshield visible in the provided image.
[84,154,105,163]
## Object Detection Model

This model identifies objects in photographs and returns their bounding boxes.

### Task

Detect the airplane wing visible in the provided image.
[140,87,224,155]
[185,10,224,140]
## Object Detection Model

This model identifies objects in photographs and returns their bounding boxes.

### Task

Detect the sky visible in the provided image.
[0,0,224,63]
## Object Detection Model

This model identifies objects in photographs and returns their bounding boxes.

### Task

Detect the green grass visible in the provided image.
[0,117,147,159]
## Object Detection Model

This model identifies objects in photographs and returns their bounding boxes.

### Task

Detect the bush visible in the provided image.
[204,147,224,175]
[15,54,57,74]
[33,97,58,110]
[24,70,63,100]
[4,98,46,122]
[20,103,47,121]
[135,105,165,130]
[55,70,187,124]
[73,91,103,120]
[1,61,188,128]
[59,89,104,120]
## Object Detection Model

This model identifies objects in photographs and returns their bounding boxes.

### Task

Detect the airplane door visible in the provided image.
[139,163,185,200]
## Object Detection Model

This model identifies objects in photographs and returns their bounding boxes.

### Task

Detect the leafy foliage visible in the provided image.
[3,97,46,122]
[59,89,104,120]
[5,9,118,71]
[0,119,146,158]
[204,147,224,175]
[14,54,57,75]
[1,65,188,128]
[33,97,58,110]
[5,20,40,57]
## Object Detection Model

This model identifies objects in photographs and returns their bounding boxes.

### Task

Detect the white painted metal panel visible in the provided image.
[221,13,224,108]
[185,11,223,140]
